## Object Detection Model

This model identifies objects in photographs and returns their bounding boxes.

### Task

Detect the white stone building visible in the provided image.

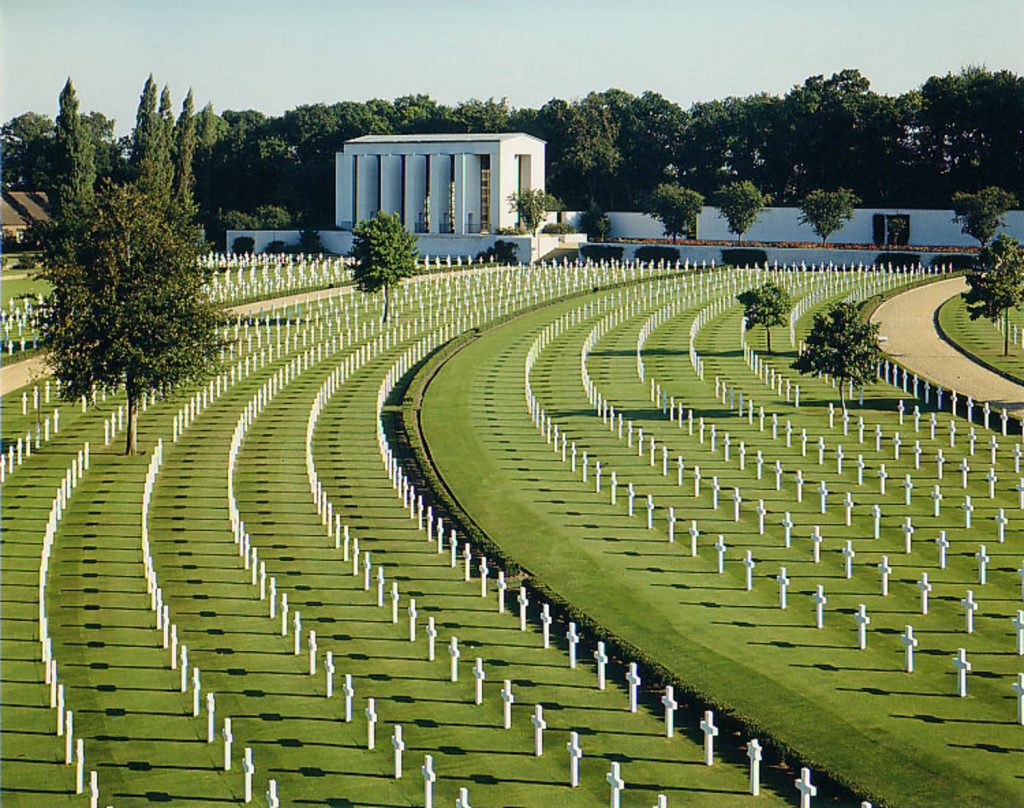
[335,133,545,235]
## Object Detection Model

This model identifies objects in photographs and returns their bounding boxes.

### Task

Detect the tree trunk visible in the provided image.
[1005,307,1010,357]
[124,390,139,456]
[766,326,772,354]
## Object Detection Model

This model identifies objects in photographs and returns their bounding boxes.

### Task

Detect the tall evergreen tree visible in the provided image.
[130,75,158,167]
[173,89,196,207]
[131,76,174,202]
[53,77,96,214]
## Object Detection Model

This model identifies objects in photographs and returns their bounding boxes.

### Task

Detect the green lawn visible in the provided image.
[938,292,1024,385]
[3,266,793,806]
[421,269,1023,807]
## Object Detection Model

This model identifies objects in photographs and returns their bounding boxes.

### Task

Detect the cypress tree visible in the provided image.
[54,77,96,214]
[130,75,158,167]
[172,89,196,208]
[131,76,174,203]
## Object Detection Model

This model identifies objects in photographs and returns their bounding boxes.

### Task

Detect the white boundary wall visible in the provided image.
[561,207,1024,247]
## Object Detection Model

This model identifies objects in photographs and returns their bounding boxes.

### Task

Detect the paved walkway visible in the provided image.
[871,276,1024,414]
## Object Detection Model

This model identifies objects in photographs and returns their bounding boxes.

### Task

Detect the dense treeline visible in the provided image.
[4,67,1023,244]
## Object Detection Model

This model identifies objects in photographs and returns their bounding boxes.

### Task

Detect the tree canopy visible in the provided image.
[646,184,703,242]
[798,188,860,243]
[715,180,768,243]
[53,78,96,215]
[350,211,419,321]
[737,283,792,353]
[6,67,1024,246]
[952,187,1019,245]
[792,301,880,404]
[40,181,224,454]
[508,189,558,235]
[963,233,1024,355]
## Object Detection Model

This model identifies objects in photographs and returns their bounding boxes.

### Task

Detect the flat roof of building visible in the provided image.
[345,132,544,145]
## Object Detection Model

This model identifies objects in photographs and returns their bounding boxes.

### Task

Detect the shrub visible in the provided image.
[930,253,976,270]
[231,236,255,254]
[634,245,679,263]
[581,244,624,262]
[721,248,768,267]
[874,251,921,268]
[541,222,574,235]
[476,239,519,265]
[263,240,288,254]
[578,204,611,241]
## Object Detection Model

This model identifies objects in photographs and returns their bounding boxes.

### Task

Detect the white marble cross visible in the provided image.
[567,730,583,787]
[567,622,580,668]
[715,535,726,573]
[1012,610,1024,655]
[747,738,762,795]
[391,724,405,779]
[878,556,892,597]
[518,586,529,631]
[1013,674,1024,725]
[700,710,718,765]
[541,603,552,648]
[532,704,546,756]
[456,787,472,808]
[953,648,971,697]
[408,599,418,643]
[742,551,755,591]
[422,754,436,808]
[901,625,918,673]
[854,604,870,650]
[343,674,354,722]
[936,531,949,569]
[776,567,790,609]
[365,697,378,749]
[661,686,677,737]
[625,662,641,712]
[594,641,608,690]
[841,541,855,579]
[427,617,438,662]
[795,767,817,808]
[813,585,827,629]
[501,679,515,729]
[472,657,486,704]
[242,746,254,804]
[607,761,625,808]
[962,590,978,634]
[449,636,460,682]
[810,525,823,564]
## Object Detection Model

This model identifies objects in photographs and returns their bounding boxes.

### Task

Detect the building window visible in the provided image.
[479,155,491,234]
[448,155,456,233]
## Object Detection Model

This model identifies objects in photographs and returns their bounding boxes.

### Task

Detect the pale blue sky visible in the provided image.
[2,0,1023,134]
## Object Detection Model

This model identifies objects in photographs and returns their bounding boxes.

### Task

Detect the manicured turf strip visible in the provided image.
[421,270,1023,807]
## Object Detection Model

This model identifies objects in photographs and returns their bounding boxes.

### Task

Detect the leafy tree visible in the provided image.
[53,78,96,214]
[81,112,125,182]
[562,93,621,204]
[715,180,768,243]
[39,181,224,455]
[646,183,703,242]
[963,233,1024,355]
[1,112,56,192]
[737,283,792,353]
[173,89,196,208]
[350,212,419,322]
[131,76,174,202]
[578,202,611,241]
[508,189,557,235]
[792,301,880,406]
[952,186,1018,245]
[798,187,860,243]
[297,227,322,254]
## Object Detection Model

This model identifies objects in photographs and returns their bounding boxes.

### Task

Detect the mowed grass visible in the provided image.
[421,272,1024,807]
[938,292,1024,385]
[2,269,792,806]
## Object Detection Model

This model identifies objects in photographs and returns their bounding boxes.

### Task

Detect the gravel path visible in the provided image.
[871,275,1024,413]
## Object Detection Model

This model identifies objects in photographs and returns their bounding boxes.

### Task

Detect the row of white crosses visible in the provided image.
[39,306,318,802]
[361,269,845,803]
[520,267,1024,770]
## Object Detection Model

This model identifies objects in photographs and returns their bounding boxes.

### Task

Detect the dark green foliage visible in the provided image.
[131,76,175,203]
[350,212,419,321]
[508,189,558,234]
[874,252,922,267]
[721,248,768,266]
[541,222,574,234]
[173,89,196,208]
[231,236,255,253]
[798,187,860,243]
[297,227,322,254]
[646,183,703,241]
[952,186,1018,245]
[476,239,520,265]
[792,301,881,401]
[929,253,975,270]
[53,78,96,214]
[578,203,611,241]
[263,240,288,254]
[1,112,56,192]
[715,180,768,242]
[963,234,1024,355]
[39,181,225,454]
[634,245,679,263]
[737,282,792,352]
[581,244,624,262]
